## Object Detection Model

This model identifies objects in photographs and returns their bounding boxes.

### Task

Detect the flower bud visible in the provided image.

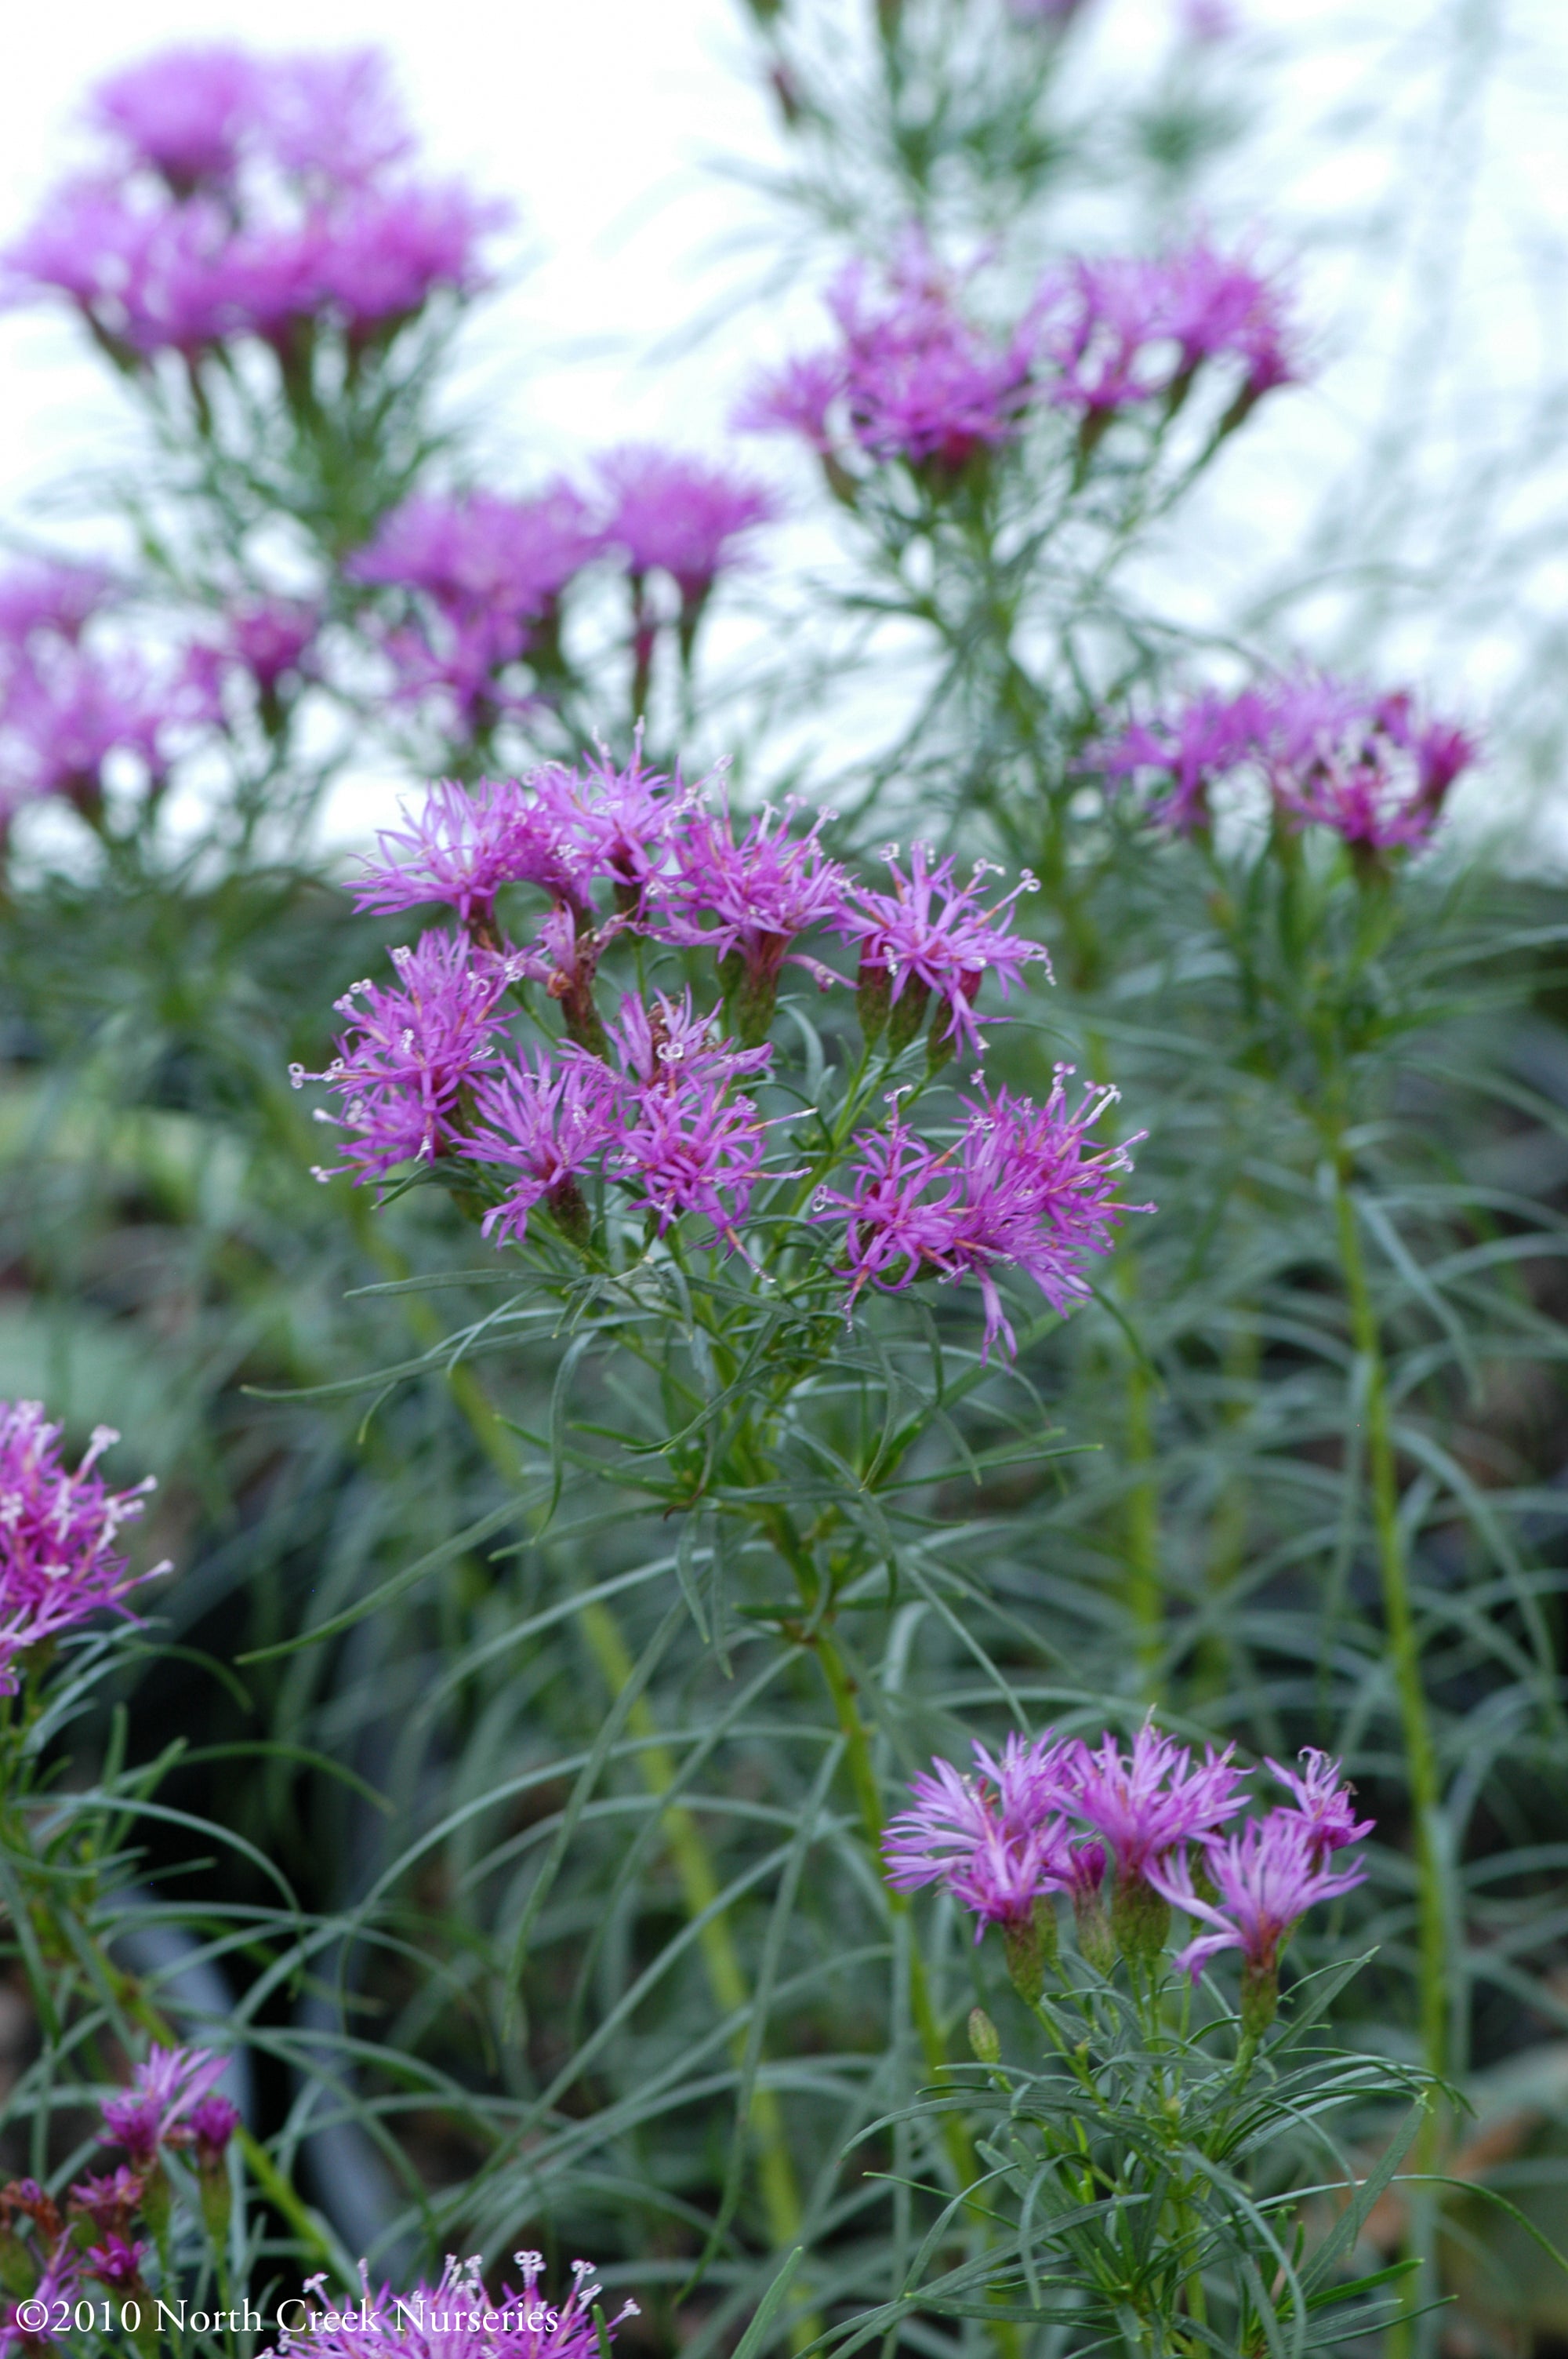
[967,2007,1000,2066]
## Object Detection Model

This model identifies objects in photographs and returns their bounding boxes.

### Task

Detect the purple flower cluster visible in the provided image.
[350,450,773,734]
[0,564,215,831]
[1101,673,1479,852]
[816,1076,1142,1359]
[740,235,1296,479]
[296,759,1138,1354]
[0,1401,168,1693]
[885,1723,1369,2015]
[3,45,503,370]
[0,2048,240,2346]
[99,2045,237,2169]
[263,2252,637,2359]
[739,243,1037,476]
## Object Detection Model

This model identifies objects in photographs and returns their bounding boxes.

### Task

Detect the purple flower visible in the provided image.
[67,2169,143,2232]
[263,2250,637,2359]
[292,932,528,1179]
[0,1405,166,1694]
[1069,1725,1247,1884]
[350,489,601,631]
[223,597,319,694]
[90,48,259,194]
[1149,1809,1367,1983]
[260,51,414,190]
[2,2248,80,2356]
[836,844,1050,1056]
[1264,1749,1373,1862]
[739,244,1037,474]
[1033,241,1297,417]
[884,1732,1077,1929]
[612,1071,771,1252]
[100,2045,227,2167]
[303,182,502,339]
[461,1052,623,1246]
[817,1074,1142,1359]
[1105,673,1477,854]
[352,777,586,937]
[538,747,691,905]
[85,2235,148,2291]
[598,448,775,604]
[653,799,848,1039]
[0,641,211,823]
[1098,688,1266,834]
[182,2095,241,2163]
[0,562,118,653]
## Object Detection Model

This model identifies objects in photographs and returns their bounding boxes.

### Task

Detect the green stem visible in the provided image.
[1331,1157,1446,2332]
[357,1217,813,2326]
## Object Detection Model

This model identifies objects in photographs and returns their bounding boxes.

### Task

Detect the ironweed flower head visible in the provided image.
[837,843,1050,1055]
[598,448,775,603]
[1265,1749,1373,1861]
[1149,1810,1368,1989]
[1033,241,1296,417]
[655,799,848,1038]
[0,640,212,823]
[0,562,118,655]
[1265,674,1478,852]
[67,2171,144,2234]
[817,1075,1141,1360]
[292,932,526,1178]
[1069,1723,1247,1881]
[884,1733,1076,1927]
[350,491,600,631]
[354,776,586,934]
[536,747,691,904]
[100,2045,227,2167]
[604,989,772,1097]
[90,45,261,192]
[4,2247,81,2350]
[216,596,319,696]
[263,2250,637,2359]
[1098,688,1266,834]
[0,1404,166,1695]
[612,1067,771,1252]
[740,245,1036,474]
[461,1052,623,1247]
[84,2235,148,2290]
[182,2095,241,2163]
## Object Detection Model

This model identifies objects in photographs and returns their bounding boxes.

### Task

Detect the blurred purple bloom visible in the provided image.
[354,776,586,935]
[1098,688,1266,833]
[67,2170,143,2233]
[0,1405,165,1694]
[182,2095,241,2162]
[1265,1749,1373,1862]
[100,2045,227,2167]
[599,448,775,602]
[303,181,502,338]
[837,843,1050,1054]
[740,244,1036,473]
[462,1052,622,1245]
[2,2248,80,2356]
[817,1073,1142,1359]
[261,51,414,188]
[293,932,528,1179]
[1070,1725,1247,1882]
[85,2235,148,2290]
[91,46,260,192]
[221,596,318,695]
[0,640,212,823]
[1149,1809,1367,1980]
[1033,240,1296,416]
[350,489,599,627]
[0,562,118,653]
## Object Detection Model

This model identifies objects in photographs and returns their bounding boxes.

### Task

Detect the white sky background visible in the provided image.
[0,0,1564,847]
